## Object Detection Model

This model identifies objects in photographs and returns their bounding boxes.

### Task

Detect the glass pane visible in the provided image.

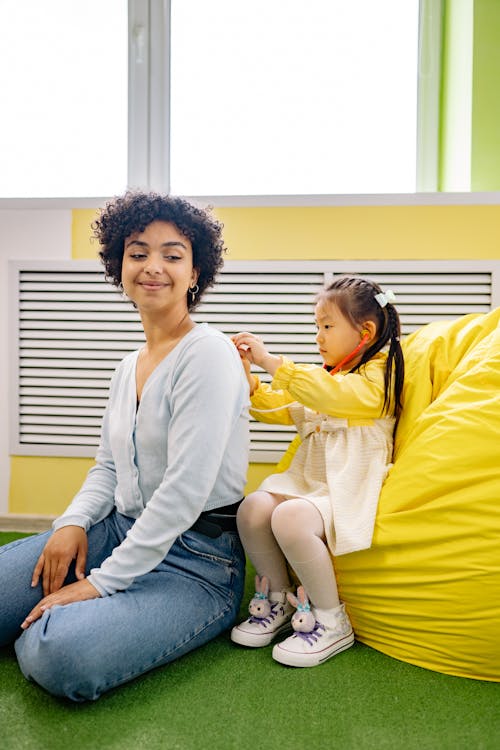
[0,0,127,198]
[170,0,419,195]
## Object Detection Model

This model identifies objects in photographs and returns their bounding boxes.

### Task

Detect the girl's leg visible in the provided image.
[270,498,339,609]
[236,490,291,590]
[270,499,354,667]
[231,491,294,648]
[14,527,245,701]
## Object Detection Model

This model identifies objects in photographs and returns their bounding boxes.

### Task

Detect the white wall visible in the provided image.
[0,209,72,513]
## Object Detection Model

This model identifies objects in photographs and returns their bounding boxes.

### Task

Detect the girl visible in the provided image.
[231,275,404,668]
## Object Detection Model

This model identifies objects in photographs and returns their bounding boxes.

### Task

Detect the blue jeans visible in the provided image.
[0,510,245,701]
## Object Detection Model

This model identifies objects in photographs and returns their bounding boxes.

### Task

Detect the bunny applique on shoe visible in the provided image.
[272,586,354,667]
[230,575,294,648]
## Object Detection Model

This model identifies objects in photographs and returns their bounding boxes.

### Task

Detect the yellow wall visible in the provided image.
[9,457,93,516]
[9,202,500,514]
[71,209,100,259]
[216,205,500,260]
[71,204,500,260]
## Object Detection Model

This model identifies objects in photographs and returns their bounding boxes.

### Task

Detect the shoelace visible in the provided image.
[295,621,326,645]
[248,602,283,627]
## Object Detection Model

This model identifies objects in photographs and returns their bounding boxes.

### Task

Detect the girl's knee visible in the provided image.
[271,499,323,546]
[237,491,276,533]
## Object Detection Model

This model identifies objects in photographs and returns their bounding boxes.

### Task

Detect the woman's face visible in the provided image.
[121,220,198,316]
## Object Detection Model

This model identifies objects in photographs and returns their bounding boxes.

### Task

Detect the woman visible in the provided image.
[0,191,249,701]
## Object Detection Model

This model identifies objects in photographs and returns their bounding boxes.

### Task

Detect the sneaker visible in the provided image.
[272,603,354,667]
[231,590,294,648]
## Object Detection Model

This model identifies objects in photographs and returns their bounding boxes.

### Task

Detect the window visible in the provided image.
[170,0,420,195]
[0,0,422,198]
[0,0,127,198]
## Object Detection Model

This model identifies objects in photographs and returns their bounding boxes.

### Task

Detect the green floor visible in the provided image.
[1,532,499,750]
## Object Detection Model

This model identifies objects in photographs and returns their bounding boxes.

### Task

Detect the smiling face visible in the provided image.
[314,300,367,369]
[121,220,198,317]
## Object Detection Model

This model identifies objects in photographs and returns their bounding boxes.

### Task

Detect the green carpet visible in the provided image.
[1,532,498,750]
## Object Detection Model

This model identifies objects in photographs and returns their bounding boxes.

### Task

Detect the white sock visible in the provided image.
[271,498,340,609]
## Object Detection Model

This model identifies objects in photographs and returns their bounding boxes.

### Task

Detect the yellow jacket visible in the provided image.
[250,352,389,425]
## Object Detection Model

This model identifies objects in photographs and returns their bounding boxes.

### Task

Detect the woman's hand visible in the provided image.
[21,578,101,630]
[32,525,88,596]
[231,332,282,376]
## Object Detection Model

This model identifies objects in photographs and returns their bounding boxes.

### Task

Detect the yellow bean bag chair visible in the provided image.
[332,308,500,681]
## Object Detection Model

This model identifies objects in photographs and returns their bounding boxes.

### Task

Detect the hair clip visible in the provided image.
[374,289,396,308]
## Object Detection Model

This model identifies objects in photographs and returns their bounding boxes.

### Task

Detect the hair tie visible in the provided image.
[374,289,396,308]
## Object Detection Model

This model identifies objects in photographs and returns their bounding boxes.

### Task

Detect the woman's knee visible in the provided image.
[15,609,103,701]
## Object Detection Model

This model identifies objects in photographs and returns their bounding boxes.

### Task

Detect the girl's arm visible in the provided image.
[249,377,295,425]
[272,355,388,419]
[233,332,294,424]
[233,331,387,419]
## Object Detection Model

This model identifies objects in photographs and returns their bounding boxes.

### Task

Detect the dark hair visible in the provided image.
[316,275,405,419]
[93,190,226,310]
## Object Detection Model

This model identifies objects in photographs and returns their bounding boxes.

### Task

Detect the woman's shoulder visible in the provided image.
[188,322,227,342]
[173,325,245,390]
[105,349,140,396]
[113,349,140,376]
[180,324,237,357]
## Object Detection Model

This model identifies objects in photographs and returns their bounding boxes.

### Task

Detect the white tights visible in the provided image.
[236,490,340,610]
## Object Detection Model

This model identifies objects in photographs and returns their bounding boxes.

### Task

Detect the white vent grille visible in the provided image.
[10,259,499,460]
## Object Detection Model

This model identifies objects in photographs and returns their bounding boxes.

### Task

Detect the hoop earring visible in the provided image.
[189,284,199,304]
[118,282,129,301]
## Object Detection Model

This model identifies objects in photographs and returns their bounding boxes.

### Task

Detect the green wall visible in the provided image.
[471,0,500,190]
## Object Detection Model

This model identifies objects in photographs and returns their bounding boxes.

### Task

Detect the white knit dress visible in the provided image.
[258,404,394,556]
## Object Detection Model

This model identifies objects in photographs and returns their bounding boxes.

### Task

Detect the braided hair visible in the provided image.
[316,275,405,419]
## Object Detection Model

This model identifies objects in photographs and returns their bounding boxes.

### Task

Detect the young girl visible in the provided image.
[230,274,404,668]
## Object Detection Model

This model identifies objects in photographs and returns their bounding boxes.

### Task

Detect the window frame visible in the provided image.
[0,0,445,205]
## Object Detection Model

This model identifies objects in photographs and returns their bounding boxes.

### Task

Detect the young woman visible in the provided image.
[0,191,249,700]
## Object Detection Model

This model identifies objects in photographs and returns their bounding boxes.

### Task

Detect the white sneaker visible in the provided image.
[272,603,354,667]
[231,590,293,648]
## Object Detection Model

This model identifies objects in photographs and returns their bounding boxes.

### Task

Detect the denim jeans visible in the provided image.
[0,509,245,701]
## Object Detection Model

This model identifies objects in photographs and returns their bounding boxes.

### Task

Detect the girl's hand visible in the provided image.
[31,526,88,596]
[21,578,101,630]
[232,343,258,395]
[231,332,282,376]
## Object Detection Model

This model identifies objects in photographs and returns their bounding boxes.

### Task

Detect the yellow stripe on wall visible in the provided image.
[72,208,100,259]
[9,456,96,517]
[217,205,500,260]
[72,204,500,261]
[9,202,500,514]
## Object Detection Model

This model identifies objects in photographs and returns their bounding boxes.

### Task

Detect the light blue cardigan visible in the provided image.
[53,324,250,595]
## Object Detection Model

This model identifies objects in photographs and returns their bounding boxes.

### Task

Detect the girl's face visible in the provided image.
[121,220,198,316]
[314,300,369,369]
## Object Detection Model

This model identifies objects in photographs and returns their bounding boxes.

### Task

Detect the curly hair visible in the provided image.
[93,191,226,310]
